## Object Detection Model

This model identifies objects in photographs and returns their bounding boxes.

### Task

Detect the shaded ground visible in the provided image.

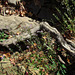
[0,0,75,75]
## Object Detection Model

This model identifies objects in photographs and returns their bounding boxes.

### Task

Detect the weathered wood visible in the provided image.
[0,15,75,57]
[0,15,40,46]
[40,22,75,56]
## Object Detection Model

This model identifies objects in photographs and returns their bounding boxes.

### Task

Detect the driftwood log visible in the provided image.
[0,15,75,58]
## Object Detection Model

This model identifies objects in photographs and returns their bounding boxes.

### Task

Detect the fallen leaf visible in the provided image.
[39,51,43,55]
[11,61,15,65]
[6,52,11,57]
[43,36,46,40]
[31,45,34,48]
[33,43,37,47]
[9,58,16,65]
[67,58,70,63]
[3,54,7,58]
[32,51,36,54]
[8,35,12,39]
[16,32,21,35]
[18,57,23,61]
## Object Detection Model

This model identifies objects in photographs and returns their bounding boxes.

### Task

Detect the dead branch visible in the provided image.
[40,22,75,56]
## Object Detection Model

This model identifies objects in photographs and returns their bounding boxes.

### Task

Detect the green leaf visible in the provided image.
[0,35,1,38]
[0,39,3,42]
[39,71,42,75]
[45,65,50,70]
[62,71,65,75]
[39,67,44,69]
[61,64,66,68]
[57,71,60,75]
[5,35,8,38]
[47,47,51,50]
[57,47,60,51]
[31,59,34,63]
[37,54,39,58]
[29,63,33,66]
[63,70,66,73]
[33,67,38,70]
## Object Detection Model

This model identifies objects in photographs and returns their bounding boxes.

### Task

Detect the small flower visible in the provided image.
[27,46,29,48]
